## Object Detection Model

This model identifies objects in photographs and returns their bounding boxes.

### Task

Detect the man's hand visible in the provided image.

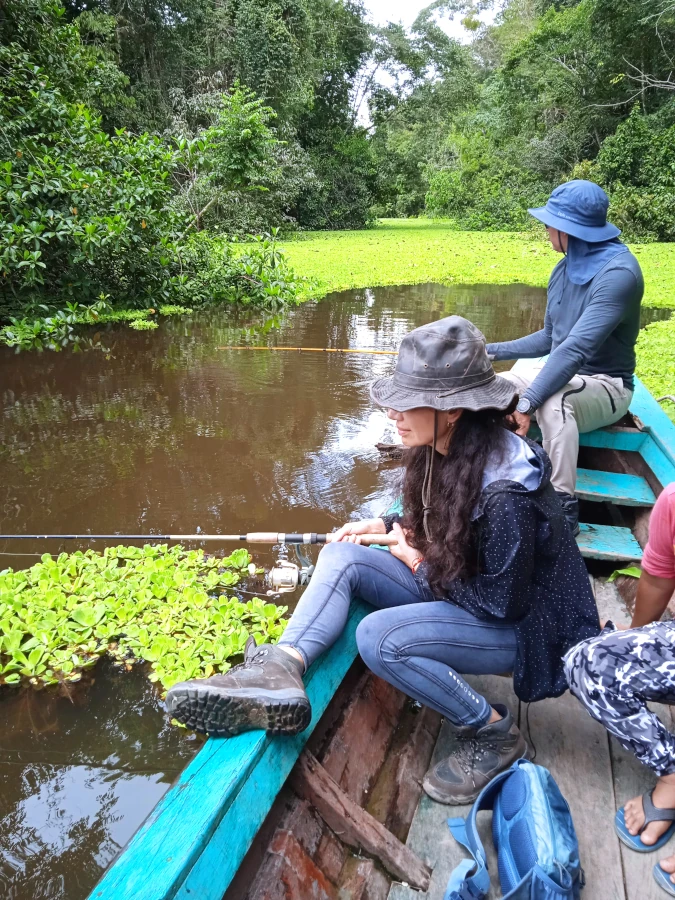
[630,571,675,629]
[512,411,531,436]
[389,522,422,570]
[331,517,386,543]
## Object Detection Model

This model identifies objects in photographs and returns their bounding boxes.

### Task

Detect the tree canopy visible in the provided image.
[2,0,675,342]
[374,0,675,236]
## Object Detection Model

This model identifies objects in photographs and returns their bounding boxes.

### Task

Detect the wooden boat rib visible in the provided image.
[86,376,675,900]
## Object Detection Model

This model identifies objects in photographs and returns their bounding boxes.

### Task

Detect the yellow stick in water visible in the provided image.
[217,346,398,355]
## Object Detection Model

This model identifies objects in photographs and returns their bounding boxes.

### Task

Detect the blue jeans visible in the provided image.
[279,542,517,728]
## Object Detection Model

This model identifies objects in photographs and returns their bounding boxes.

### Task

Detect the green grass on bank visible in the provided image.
[283,219,675,421]
[283,219,675,307]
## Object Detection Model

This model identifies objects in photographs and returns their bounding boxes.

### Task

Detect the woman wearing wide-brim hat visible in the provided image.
[487,179,644,535]
[167,316,600,804]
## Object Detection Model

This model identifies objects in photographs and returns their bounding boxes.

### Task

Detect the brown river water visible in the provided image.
[0,283,671,899]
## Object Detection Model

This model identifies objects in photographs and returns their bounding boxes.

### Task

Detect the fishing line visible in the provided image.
[525,701,537,762]
[217,346,398,355]
[0,551,44,556]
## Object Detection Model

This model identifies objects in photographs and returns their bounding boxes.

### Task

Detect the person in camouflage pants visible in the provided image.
[564,622,675,775]
[564,483,675,892]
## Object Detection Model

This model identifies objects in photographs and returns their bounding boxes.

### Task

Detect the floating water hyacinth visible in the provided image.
[0,544,287,692]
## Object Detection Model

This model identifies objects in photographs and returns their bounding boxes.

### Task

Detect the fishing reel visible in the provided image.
[267,545,315,595]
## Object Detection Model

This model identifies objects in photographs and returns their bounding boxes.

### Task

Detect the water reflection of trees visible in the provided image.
[0,283,547,543]
[0,661,199,900]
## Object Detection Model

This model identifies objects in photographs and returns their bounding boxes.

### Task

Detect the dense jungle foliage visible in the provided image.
[1,0,675,345]
[372,0,675,236]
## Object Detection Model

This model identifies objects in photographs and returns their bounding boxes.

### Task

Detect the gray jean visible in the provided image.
[279,541,517,728]
[500,358,632,495]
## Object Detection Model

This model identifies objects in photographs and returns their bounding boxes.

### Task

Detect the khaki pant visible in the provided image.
[500,358,633,496]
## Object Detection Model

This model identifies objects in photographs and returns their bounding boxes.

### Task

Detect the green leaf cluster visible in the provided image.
[0,544,287,692]
[171,230,308,309]
[0,45,191,309]
[128,318,159,331]
[593,108,675,243]
[608,566,641,582]
[0,1,310,346]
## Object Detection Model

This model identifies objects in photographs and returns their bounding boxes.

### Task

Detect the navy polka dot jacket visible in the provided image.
[444,440,601,703]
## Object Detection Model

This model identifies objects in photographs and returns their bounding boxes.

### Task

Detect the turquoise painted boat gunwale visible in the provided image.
[85,376,675,900]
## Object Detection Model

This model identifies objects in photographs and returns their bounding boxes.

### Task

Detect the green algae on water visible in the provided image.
[636,319,675,424]
[0,544,287,693]
[282,219,675,310]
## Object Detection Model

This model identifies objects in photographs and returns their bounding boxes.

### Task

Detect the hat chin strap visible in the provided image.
[421,414,438,542]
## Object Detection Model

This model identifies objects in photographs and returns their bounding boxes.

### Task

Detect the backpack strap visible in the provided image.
[444,763,524,900]
[443,857,483,900]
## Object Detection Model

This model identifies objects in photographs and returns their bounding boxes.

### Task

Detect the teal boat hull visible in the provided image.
[86,376,675,900]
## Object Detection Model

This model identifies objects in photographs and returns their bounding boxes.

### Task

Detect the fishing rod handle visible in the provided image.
[325,532,398,546]
[245,532,397,546]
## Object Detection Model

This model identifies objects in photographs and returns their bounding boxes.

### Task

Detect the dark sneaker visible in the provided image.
[165,637,311,737]
[555,491,580,536]
[422,705,531,805]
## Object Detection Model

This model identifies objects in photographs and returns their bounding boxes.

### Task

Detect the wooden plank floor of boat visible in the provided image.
[222,578,672,900]
[388,579,673,900]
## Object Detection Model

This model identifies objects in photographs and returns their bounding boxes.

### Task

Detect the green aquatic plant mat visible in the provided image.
[0,544,287,692]
[282,220,675,309]
[636,319,675,424]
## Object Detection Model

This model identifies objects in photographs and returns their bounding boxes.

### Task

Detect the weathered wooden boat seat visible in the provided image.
[577,522,643,561]
[576,467,655,506]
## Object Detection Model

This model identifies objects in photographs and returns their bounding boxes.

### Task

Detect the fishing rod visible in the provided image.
[0,532,397,546]
[0,531,398,594]
[217,346,398,355]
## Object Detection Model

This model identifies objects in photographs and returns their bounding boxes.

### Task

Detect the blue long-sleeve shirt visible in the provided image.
[486,250,644,410]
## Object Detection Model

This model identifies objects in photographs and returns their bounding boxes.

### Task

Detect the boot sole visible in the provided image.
[422,744,533,805]
[166,685,312,737]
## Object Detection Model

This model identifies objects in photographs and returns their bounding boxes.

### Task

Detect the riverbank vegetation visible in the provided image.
[370,0,675,237]
[2,0,675,352]
[0,545,287,691]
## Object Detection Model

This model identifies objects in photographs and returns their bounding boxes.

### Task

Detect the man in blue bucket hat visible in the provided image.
[487,179,644,534]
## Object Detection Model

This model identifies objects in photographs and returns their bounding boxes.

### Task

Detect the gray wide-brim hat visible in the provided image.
[370,316,517,412]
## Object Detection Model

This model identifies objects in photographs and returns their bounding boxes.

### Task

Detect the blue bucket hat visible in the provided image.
[528,180,620,242]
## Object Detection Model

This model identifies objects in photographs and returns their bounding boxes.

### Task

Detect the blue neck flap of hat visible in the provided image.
[565,235,628,285]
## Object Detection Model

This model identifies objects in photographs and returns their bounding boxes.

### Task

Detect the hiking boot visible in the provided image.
[422,705,531,805]
[555,490,580,536]
[165,637,311,737]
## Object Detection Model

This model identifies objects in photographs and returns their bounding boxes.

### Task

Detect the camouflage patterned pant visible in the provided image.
[564,622,675,776]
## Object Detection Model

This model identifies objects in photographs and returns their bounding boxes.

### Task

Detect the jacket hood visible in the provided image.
[473,438,551,520]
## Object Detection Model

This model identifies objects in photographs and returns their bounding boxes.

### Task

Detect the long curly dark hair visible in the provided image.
[402,405,517,594]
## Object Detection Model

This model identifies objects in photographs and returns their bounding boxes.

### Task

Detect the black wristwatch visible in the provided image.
[516,397,536,416]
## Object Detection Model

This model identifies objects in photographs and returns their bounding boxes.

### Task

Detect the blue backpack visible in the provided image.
[444,759,584,900]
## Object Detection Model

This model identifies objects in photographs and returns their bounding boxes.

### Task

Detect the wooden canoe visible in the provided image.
[85,376,675,900]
